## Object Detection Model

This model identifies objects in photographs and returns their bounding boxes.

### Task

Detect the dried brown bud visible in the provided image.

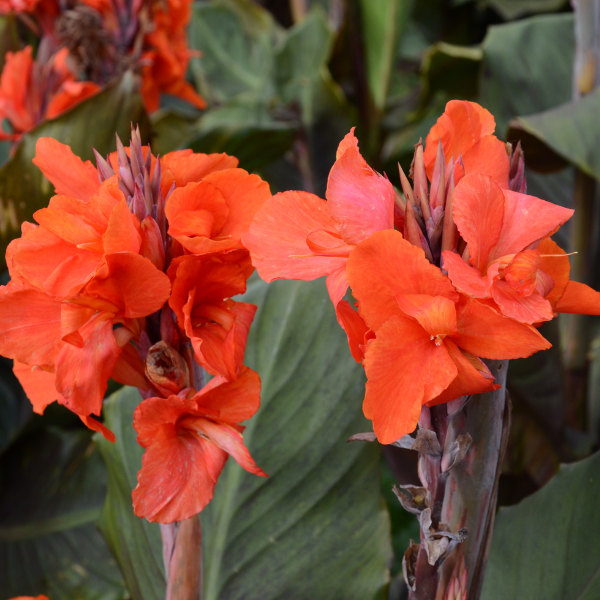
[145,341,190,395]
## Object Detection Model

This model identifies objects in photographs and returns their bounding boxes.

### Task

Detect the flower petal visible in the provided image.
[555,280,600,315]
[455,296,551,359]
[13,362,57,414]
[538,237,570,308]
[395,294,458,337]
[491,280,553,324]
[326,145,394,245]
[33,138,99,200]
[242,190,346,282]
[336,127,359,160]
[461,135,509,188]
[443,250,493,298]
[80,415,115,442]
[346,230,458,331]
[363,315,457,444]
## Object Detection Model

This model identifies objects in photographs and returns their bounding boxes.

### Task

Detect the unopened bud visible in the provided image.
[145,341,190,395]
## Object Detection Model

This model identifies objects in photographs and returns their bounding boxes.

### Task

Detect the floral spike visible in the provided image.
[93,148,116,182]
[399,163,416,207]
[508,140,527,193]
[429,139,446,211]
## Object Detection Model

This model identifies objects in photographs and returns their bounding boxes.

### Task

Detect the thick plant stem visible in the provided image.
[404,361,510,600]
[161,517,203,600]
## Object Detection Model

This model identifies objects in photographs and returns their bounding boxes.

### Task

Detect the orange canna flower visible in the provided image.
[243,129,395,361]
[8,596,50,600]
[423,100,510,188]
[168,255,256,380]
[0,47,99,141]
[347,230,550,444]
[132,366,266,523]
[442,172,600,323]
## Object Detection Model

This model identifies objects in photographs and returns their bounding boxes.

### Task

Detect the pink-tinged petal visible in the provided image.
[491,280,553,324]
[81,253,171,318]
[335,300,371,362]
[555,280,600,315]
[326,146,394,245]
[13,362,57,414]
[102,200,142,254]
[0,281,62,366]
[242,190,346,282]
[490,190,574,261]
[326,262,348,307]
[363,315,457,444]
[395,294,458,337]
[80,415,115,442]
[203,168,272,242]
[33,138,99,200]
[461,135,510,189]
[427,340,499,407]
[195,365,261,424]
[191,418,266,476]
[453,173,504,272]
[442,250,493,298]
[455,296,551,359]
[55,316,121,415]
[336,127,359,160]
[346,230,458,331]
[132,423,227,523]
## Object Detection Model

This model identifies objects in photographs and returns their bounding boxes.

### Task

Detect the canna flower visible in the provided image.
[243,129,395,360]
[8,596,50,600]
[0,47,99,140]
[132,366,266,523]
[141,0,206,113]
[423,100,510,188]
[168,255,256,380]
[442,173,600,323]
[346,230,551,444]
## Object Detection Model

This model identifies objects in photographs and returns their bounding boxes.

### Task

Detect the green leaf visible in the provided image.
[359,0,403,111]
[482,450,600,599]
[488,0,568,19]
[95,387,165,600]
[507,89,600,179]
[150,109,198,155]
[202,277,392,600]
[480,13,574,135]
[0,428,126,599]
[0,72,149,269]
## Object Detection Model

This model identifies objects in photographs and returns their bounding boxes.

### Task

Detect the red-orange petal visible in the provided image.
[443,250,493,298]
[455,296,551,359]
[242,190,347,283]
[335,299,371,362]
[538,237,570,308]
[491,280,553,324]
[336,127,359,160]
[326,146,394,245]
[461,134,510,189]
[346,229,458,331]
[453,173,505,272]
[395,294,458,337]
[33,138,99,200]
[102,200,142,254]
[555,280,600,315]
[13,361,57,414]
[80,414,116,442]
[363,315,457,444]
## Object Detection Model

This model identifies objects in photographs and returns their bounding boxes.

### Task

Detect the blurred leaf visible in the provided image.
[0,71,149,269]
[0,357,32,456]
[508,89,600,179]
[189,0,278,105]
[480,14,574,135]
[201,277,392,600]
[274,6,333,124]
[488,0,568,19]
[420,42,482,107]
[482,450,600,600]
[359,0,406,111]
[151,109,198,154]
[0,428,126,599]
[95,388,165,600]
[0,14,19,72]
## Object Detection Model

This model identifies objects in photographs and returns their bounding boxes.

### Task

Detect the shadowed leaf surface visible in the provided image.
[0,428,126,599]
[482,450,600,600]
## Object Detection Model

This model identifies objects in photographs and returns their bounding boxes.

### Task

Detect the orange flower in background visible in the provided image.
[8,595,50,600]
[243,129,395,360]
[0,0,40,12]
[0,46,99,140]
[133,366,266,523]
[346,230,550,444]
[423,100,510,188]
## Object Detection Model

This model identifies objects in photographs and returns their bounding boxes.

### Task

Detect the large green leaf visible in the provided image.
[96,277,392,600]
[481,450,600,599]
[202,277,391,600]
[0,428,126,599]
[480,14,574,135]
[0,71,149,268]
[95,388,165,600]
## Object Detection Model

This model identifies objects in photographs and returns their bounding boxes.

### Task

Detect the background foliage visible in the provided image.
[2,0,600,598]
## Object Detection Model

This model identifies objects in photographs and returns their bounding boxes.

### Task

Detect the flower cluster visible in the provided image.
[0,128,269,522]
[0,0,204,140]
[244,100,600,445]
